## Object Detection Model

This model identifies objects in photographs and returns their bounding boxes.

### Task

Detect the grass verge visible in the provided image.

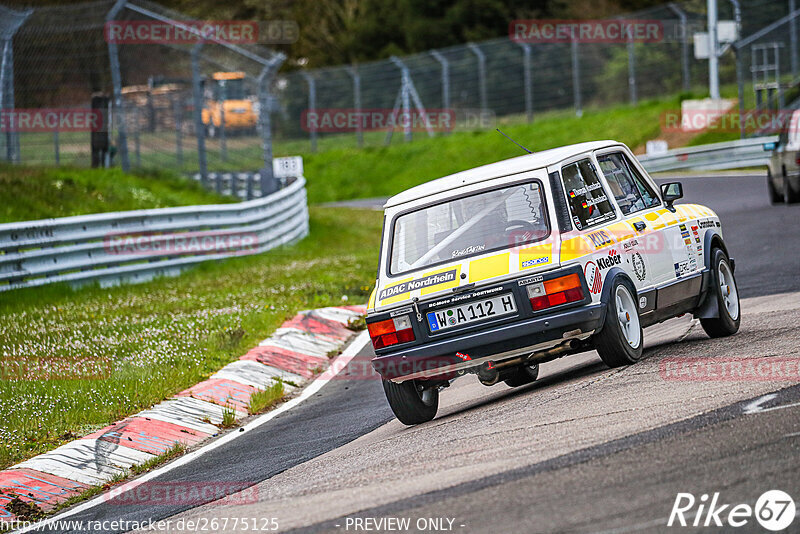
[0,165,232,224]
[0,206,382,471]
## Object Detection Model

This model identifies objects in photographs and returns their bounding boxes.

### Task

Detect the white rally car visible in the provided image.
[366,140,740,425]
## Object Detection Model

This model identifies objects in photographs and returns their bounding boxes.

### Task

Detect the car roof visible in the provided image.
[384,140,624,208]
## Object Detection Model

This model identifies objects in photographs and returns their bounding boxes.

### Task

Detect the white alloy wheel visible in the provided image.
[615,284,641,349]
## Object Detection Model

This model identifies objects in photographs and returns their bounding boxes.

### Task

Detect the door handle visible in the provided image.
[633,221,647,232]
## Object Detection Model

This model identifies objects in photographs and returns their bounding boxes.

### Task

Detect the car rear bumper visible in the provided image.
[371,303,604,382]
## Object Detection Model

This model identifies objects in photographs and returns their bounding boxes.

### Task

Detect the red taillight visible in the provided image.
[527,274,585,312]
[796,152,800,165]
[367,315,415,349]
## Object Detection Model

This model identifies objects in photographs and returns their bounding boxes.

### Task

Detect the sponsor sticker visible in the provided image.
[521,256,550,268]
[632,252,647,281]
[584,261,602,294]
[596,248,622,270]
[379,270,457,300]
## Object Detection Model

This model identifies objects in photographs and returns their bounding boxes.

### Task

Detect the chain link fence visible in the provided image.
[1,0,799,182]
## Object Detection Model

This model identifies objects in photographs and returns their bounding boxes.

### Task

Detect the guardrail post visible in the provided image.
[347,65,363,147]
[106,0,130,172]
[302,72,317,152]
[467,43,487,113]
[430,50,450,134]
[517,43,533,123]
[571,36,582,117]
[258,54,285,197]
[190,42,209,189]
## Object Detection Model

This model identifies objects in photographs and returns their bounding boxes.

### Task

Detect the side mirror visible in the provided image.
[661,182,683,210]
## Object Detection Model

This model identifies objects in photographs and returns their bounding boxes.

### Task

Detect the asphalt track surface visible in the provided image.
[34,173,800,534]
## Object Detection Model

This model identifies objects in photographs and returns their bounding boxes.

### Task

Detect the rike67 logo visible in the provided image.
[668,490,795,531]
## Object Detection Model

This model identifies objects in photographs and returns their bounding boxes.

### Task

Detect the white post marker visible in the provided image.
[273,156,304,179]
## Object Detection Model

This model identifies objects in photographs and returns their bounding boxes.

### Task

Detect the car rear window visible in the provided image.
[389,181,549,275]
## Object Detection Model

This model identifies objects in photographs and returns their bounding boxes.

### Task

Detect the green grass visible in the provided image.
[0,206,382,471]
[247,381,284,415]
[297,98,678,205]
[0,165,233,224]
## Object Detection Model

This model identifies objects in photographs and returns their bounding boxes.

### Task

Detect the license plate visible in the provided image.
[427,293,517,332]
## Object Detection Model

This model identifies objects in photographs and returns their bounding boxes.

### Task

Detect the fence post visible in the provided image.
[668,3,691,92]
[571,36,582,117]
[430,50,450,134]
[792,0,799,78]
[347,65,363,147]
[258,54,285,197]
[190,42,209,189]
[106,0,130,172]
[302,72,317,152]
[517,43,533,122]
[134,106,141,167]
[219,81,227,164]
[0,7,32,164]
[172,93,183,169]
[467,43,487,113]
[54,131,59,165]
[627,27,638,105]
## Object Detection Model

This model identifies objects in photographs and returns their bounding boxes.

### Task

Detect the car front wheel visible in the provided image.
[700,248,740,338]
[595,277,643,368]
[383,379,438,425]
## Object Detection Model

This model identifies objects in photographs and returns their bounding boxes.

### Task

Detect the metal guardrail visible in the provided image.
[0,178,309,292]
[637,136,777,172]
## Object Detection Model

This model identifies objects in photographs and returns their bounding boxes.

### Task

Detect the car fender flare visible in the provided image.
[694,230,730,319]
[596,267,637,334]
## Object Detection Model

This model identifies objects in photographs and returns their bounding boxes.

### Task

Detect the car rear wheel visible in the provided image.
[700,248,740,338]
[503,363,540,387]
[768,169,783,204]
[595,277,643,368]
[382,379,438,425]
[784,174,799,204]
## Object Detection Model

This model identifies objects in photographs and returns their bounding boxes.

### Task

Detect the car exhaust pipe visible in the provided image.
[475,338,586,386]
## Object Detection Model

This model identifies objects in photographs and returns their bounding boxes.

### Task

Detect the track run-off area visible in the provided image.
[24,173,800,534]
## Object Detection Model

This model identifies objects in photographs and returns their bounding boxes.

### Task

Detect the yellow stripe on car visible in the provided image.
[469,253,510,283]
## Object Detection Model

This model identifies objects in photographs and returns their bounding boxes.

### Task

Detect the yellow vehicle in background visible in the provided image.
[201,72,258,137]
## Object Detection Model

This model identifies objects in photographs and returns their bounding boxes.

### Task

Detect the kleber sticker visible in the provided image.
[596,248,622,270]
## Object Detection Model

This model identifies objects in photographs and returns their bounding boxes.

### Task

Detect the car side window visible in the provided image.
[560,158,616,230]
[596,152,661,216]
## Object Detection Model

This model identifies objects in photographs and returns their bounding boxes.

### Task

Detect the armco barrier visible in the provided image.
[0,178,308,292]
[637,136,778,173]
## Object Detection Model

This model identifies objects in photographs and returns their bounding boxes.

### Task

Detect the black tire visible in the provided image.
[768,169,783,204]
[503,363,540,387]
[785,174,799,204]
[382,379,438,425]
[594,277,643,368]
[700,248,741,338]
